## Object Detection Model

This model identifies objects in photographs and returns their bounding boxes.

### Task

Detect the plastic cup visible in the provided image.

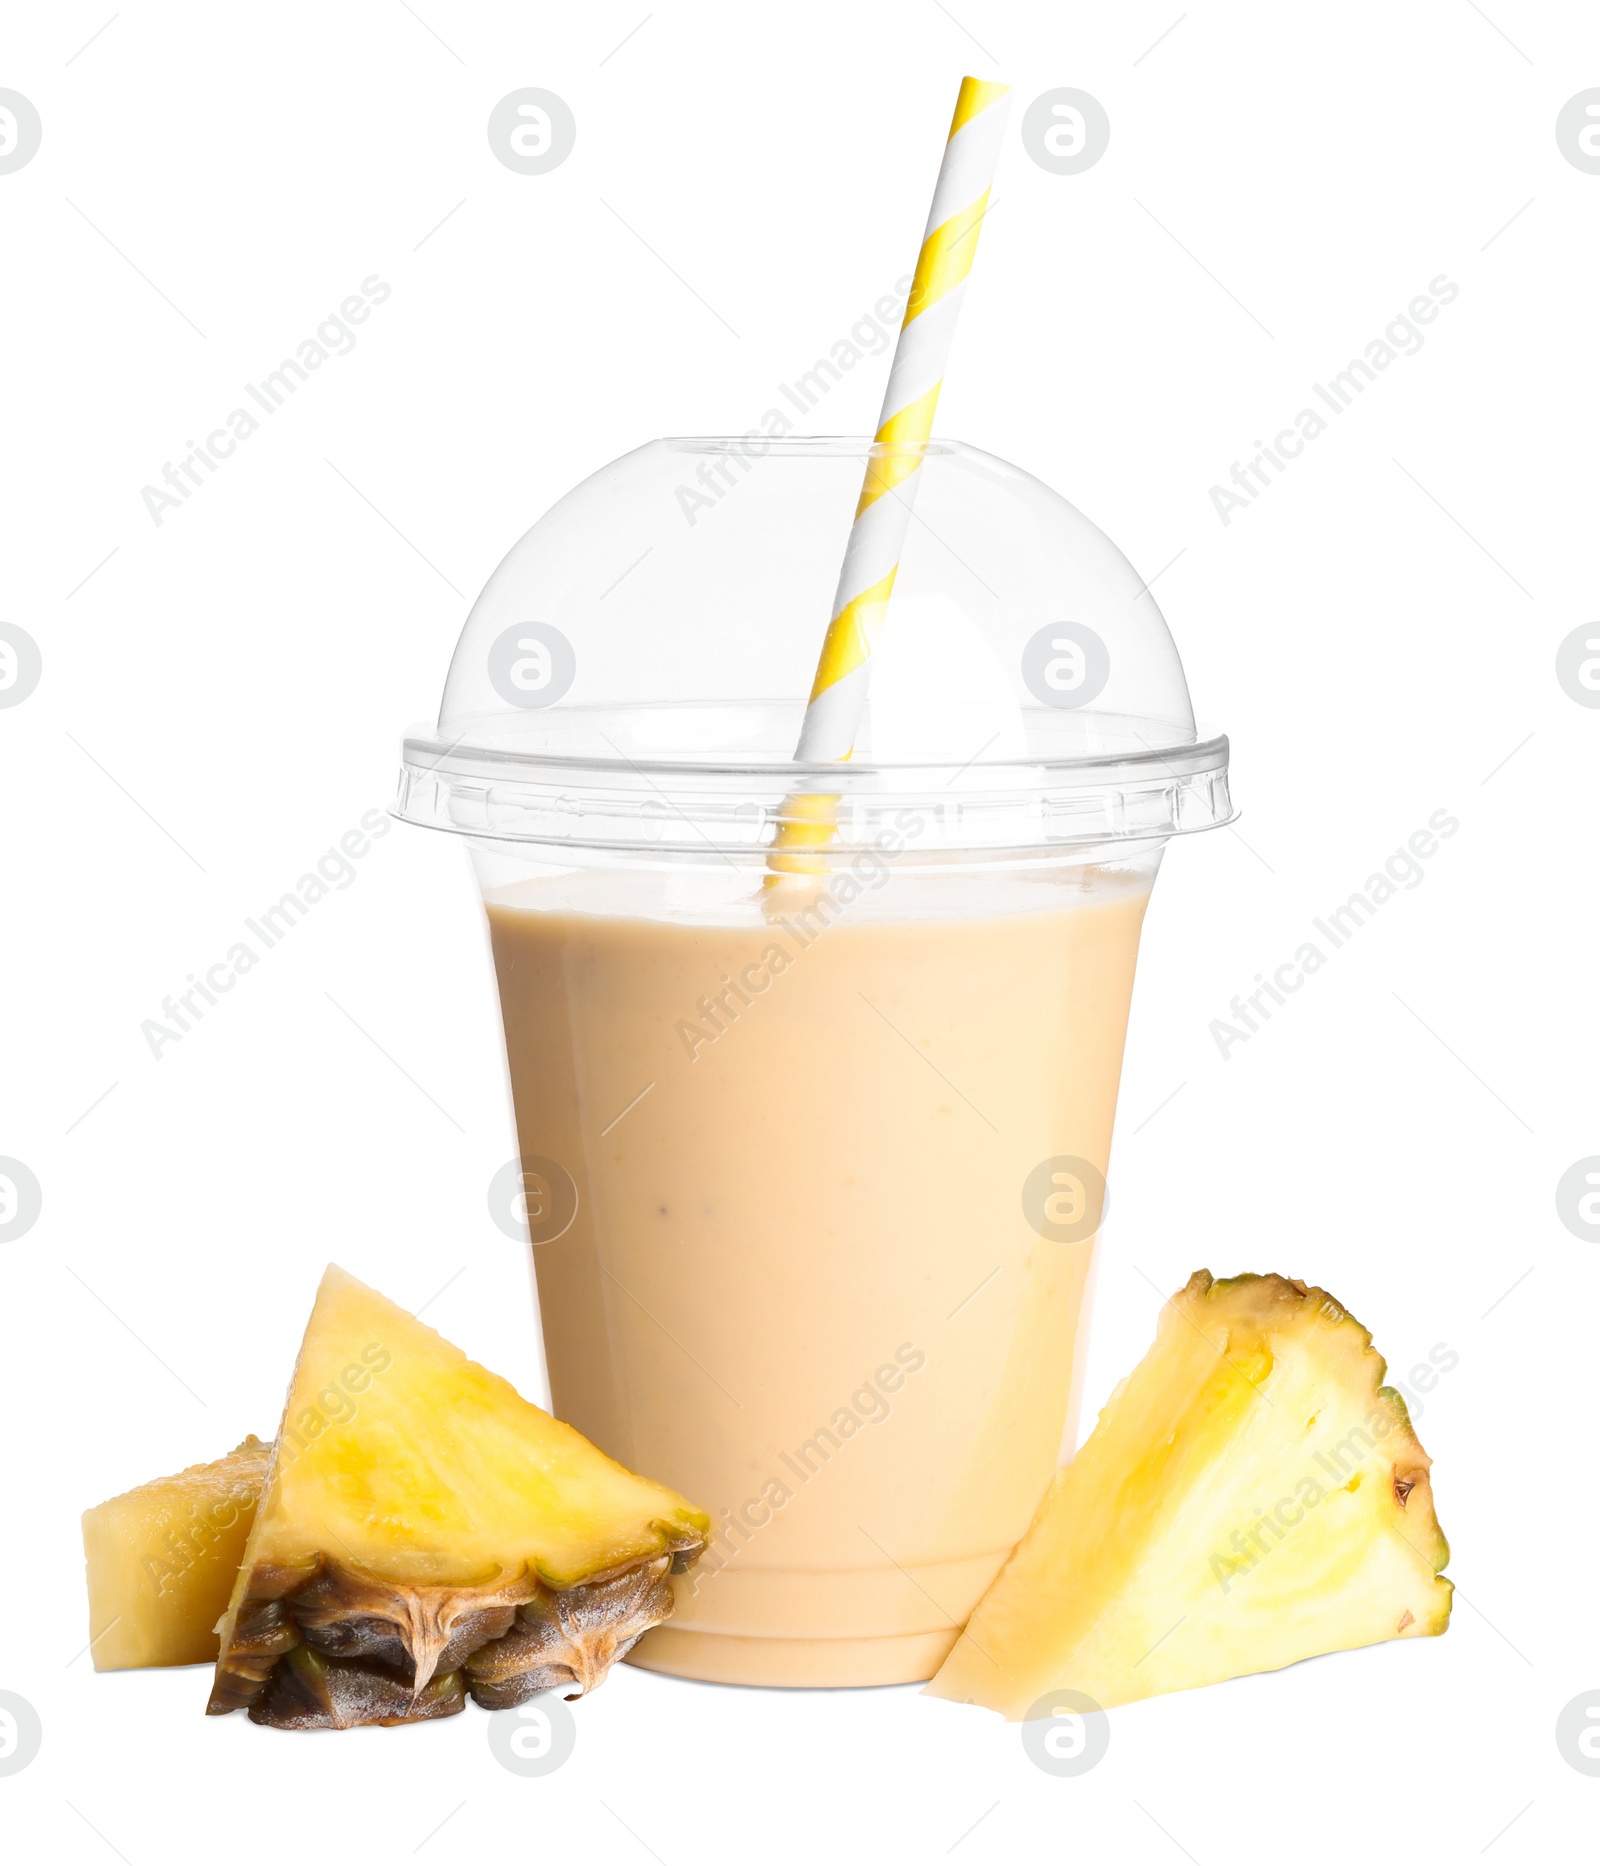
[395,437,1231,1687]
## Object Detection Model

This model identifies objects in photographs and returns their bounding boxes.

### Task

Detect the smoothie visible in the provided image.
[484,862,1153,1686]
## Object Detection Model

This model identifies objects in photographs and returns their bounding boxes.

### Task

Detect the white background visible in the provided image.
[3,2,1597,1860]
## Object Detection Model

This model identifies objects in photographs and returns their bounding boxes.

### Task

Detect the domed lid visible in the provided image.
[395,437,1231,862]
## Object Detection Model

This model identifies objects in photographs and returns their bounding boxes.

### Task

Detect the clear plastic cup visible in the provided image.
[395,437,1231,1686]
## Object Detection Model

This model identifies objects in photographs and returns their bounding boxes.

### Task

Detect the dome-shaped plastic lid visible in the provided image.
[395,437,1231,861]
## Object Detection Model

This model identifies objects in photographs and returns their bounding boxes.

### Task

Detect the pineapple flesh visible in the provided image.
[928,1272,1452,1715]
[208,1265,709,1729]
[82,1438,271,1670]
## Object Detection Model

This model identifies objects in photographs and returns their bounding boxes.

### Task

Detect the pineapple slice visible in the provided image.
[208,1265,708,1729]
[82,1437,270,1670]
[928,1271,1451,1715]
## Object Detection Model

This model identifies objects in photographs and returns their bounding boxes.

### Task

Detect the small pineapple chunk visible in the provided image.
[928,1272,1452,1715]
[82,1438,270,1670]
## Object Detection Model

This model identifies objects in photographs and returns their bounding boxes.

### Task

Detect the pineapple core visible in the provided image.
[928,1271,1452,1715]
[208,1265,708,1728]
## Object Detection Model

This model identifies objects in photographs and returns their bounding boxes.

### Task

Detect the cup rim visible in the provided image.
[394,713,1234,856]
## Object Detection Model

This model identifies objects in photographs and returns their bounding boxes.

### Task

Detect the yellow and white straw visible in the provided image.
[771,76,1011,872]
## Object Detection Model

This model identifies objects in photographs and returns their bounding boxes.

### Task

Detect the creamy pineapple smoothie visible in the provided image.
[394,70,1230,1686]
[484,860,1153,1686]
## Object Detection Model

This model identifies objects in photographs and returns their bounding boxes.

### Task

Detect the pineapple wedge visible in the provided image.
[82,1437,270,1670]
[928,1271,1451,1715]
[208,1265,709,1729]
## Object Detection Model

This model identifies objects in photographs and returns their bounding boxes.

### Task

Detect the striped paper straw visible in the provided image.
[769,76,1011,874]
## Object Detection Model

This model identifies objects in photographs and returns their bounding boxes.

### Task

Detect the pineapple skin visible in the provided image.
[927,1272,1453,1716]
[82,1438,269,1670]
[209,1266,709,1727]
